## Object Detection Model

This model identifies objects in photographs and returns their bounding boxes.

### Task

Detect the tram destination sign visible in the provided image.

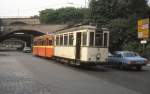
[138,18,149,39]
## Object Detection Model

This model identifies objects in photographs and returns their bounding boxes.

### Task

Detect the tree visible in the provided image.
[89,0,149,24]
[89,0,150,52]
[39,7,89,24]
[106,18,130,51]
[40,9,58,24]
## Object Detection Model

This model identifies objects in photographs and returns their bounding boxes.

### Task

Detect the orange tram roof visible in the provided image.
[34,34,53,40]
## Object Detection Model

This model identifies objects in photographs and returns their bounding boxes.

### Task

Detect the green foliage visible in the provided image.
[89,0,123,24]
[39,7,89,24]
[89,0,149,23]
[56,7,84,23]
[40,9,58,24]
[122,41,140,52]
[89,0,150,52]
[106,18,131,51]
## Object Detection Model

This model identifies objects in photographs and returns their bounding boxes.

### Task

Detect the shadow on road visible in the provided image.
[32,55,150,73]
[47,59,109,72]
[103,65,149,72]
[76,66,109,72]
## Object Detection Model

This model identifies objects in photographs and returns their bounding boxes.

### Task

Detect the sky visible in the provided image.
[0,0,149,18]
[0,0,89,18]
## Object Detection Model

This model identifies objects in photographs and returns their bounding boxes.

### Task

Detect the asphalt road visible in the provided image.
[0,51,150,94]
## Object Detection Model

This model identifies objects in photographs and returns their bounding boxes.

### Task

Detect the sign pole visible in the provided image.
[149,17,150,40]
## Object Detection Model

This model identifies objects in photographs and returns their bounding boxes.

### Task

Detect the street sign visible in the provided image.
[138,18,149,39]
[140,40,147,44]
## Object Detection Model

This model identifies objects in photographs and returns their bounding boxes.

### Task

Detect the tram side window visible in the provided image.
[45,39,48,46]
[40,40,44,46]
[95,33,103,46]
[49,40,53,45]
[36,40,38,45]
[60,35,63,45]
[43,40,45,45]
[44,39,46,46]
[39,41,41,45]
[34,41,37,46]
[36,41,38,46]
[69,33,73,46]
[104,33,108,47]
[64,34,68,45]
[39,40,41,45]
[89,32,94,46]
[37,40,40,46]
[38,40,40,45]
[56,35,59,45]
[82,32,87,46]
[41,40,44,45]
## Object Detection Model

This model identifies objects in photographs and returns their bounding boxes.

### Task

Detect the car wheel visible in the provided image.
[136,66,142,71]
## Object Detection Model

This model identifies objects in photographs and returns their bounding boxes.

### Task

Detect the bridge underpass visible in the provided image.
[0,29,45,50]
[0,18,68,51]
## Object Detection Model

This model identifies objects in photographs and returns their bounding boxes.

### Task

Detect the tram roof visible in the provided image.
[53,25,97,34]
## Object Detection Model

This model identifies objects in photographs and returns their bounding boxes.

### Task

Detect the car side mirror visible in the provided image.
[108,54,113,57]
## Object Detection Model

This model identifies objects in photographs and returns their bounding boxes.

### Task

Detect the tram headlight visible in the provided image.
[96,53,101,60]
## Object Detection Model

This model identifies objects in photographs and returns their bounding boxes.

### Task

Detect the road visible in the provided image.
[0,51,150,94]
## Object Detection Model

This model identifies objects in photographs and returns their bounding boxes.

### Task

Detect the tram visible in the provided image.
[33,35,54,58]
[32,25,109,66]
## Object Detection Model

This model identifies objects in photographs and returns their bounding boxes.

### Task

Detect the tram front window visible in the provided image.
[89,32,94,46]
[93,32,108,47]
[95,33,103,47]
[104,33,108,47]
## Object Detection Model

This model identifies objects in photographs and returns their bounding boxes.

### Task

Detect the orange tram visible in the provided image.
[33,35,54,58]
[32,25,109,66]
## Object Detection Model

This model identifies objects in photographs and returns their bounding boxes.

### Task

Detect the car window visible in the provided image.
[123,52,139,57]
[113,53,122,57]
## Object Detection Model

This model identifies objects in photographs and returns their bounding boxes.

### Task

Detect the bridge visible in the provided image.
[0,18,68,36]
[0,18,68,47]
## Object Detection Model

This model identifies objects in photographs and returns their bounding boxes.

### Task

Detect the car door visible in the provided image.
[113,53,123,65]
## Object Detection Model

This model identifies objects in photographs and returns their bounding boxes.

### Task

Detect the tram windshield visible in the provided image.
[89,29,109,47]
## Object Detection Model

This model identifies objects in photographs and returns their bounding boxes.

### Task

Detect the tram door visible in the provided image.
[75,32,81,60]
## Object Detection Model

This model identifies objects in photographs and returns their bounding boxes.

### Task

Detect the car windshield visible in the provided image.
[123,52,139,57]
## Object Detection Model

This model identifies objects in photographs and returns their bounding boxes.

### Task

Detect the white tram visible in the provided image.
[54,25,109,65]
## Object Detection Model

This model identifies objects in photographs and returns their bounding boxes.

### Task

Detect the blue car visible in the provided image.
[108,51,148,70]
